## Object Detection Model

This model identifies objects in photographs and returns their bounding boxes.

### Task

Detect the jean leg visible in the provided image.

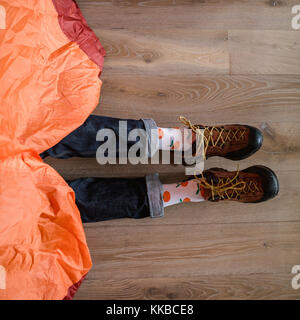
[41,115,158,159]
[68,174,164,223]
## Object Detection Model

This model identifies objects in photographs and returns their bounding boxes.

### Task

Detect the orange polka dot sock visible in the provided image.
[163,179,205,208]
[158,127,192,151]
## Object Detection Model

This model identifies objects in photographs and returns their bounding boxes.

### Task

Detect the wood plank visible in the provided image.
[229,30,300,75]
[46,151,300,178]
[94,29,229,75]
[88,29,300,75]
[75,273,300,300]
[96,75,300,122]
[77,0,297,31]
[82,222,300,281]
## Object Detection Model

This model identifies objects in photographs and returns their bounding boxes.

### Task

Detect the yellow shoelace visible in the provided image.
[179,116,246,160]
[179,116,259,201]
[193,166,262,201]
[194,167,246,201]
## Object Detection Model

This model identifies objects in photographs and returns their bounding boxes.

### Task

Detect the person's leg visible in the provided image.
[41,114,263,163]
[68,165,279,223]
[69,173,207,223]
[68,174,164,222]
[41,115,158,159]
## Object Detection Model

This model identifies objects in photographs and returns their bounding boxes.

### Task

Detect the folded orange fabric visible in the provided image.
[0,0,105,299]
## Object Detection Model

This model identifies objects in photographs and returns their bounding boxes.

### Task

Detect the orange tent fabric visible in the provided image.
[0,0,105,299]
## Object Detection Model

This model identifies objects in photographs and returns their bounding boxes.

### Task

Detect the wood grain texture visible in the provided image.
[83,222,300,279]
[75,273,300,300]
[76,0,298,31]
[94,29,230,75]
[49,0,300,299]
[91,29,300,75]
[96,75,300,122]
[229,31,300,74]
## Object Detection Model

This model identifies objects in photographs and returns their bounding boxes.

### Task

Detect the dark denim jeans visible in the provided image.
[40,115,158,159]
[42,115,164,222]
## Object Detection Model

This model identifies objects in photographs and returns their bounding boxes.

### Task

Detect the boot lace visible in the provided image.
[179,116,246,160]
[194,167,262,201]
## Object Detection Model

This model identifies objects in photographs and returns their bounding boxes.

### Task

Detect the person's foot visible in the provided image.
[194,165,279,203]
[179,117,263,161]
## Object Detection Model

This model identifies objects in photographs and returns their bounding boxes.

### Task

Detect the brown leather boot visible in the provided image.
[179,117,263,161]
[194,166,279,203]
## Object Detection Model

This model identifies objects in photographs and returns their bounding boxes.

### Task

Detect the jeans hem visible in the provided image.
[145,173,164,218]
[141,118,159,158]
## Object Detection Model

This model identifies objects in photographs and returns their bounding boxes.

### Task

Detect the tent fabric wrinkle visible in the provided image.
[0,0,105,299]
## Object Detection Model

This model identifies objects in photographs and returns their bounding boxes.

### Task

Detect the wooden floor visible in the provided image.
[47,0,300,299]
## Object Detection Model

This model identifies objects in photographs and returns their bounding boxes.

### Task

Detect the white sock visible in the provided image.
[158,127,193,152]
[163,179,205,208]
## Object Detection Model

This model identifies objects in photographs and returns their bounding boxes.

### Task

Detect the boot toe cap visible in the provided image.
[249,126,263,154]
[244,165,279,203]
[225,125,263,161]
